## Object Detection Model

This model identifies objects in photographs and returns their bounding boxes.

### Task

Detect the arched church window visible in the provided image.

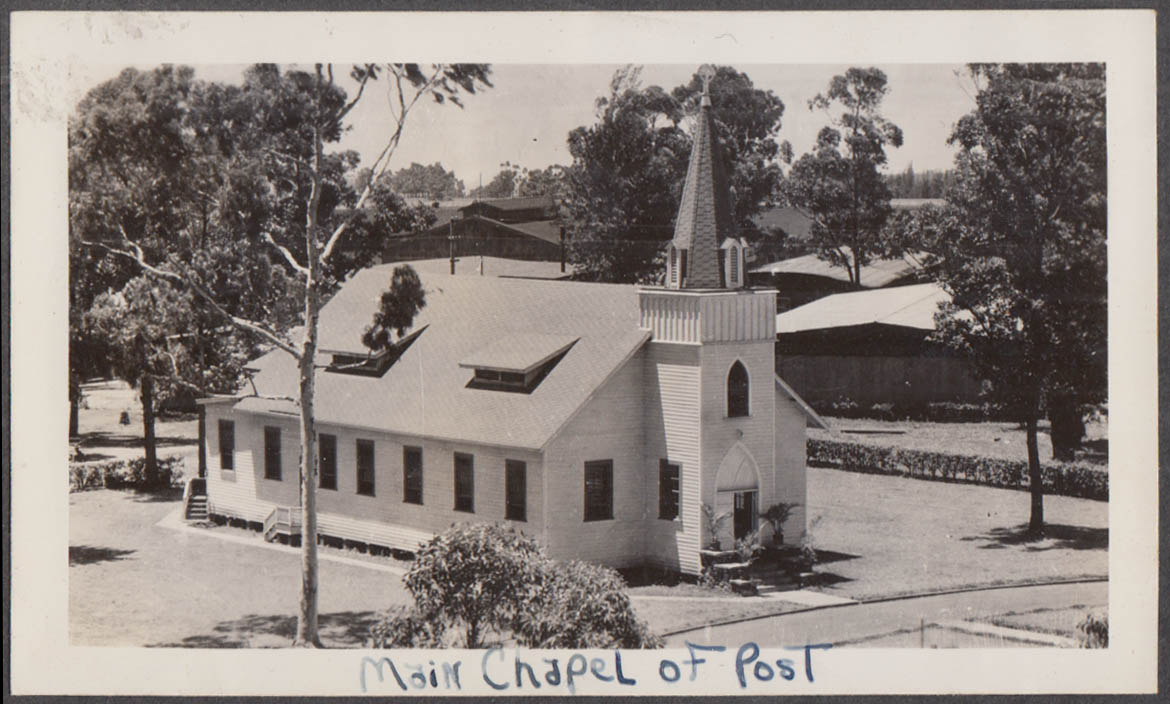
[727,361,749,417]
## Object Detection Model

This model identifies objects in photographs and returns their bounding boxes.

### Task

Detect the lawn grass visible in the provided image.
[981,604,1106,639]
[70,489,410,647]
[805,466,1107,601]
[630,597,805,635]
[811,417,1107,468]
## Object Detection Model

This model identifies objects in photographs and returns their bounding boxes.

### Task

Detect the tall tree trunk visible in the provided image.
[140,374,158,486]
[294,68,324,648]
[69,396,80,438]
[1025,408,1044,533]
[1049,394,1084,461]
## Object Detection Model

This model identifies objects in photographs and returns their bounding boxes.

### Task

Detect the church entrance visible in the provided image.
[733,490,758,540]
[714,443,760,548]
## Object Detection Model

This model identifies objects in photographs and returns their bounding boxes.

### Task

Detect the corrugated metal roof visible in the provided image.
[775,282,950,334]
[239,268,650,450]
[384,256,573,280]
[750,250,923,288]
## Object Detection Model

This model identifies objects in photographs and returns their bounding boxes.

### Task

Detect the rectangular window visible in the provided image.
[318,433,337,490]
[505,460,526,522]
[263,426,281,480]
[454,452,474,513]
[218,419,235,470]
[403,446,423,505]
[583,460,613,522]
[659,460,680,520]
[356,439,376,496]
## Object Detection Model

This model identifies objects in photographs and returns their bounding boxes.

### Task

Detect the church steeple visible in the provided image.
[666,64,741,290]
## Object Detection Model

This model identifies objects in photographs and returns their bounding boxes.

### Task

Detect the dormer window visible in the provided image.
[461,333,578,393]
[325,327,426,377]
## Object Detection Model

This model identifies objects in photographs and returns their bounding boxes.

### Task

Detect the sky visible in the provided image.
[70,62,977,188]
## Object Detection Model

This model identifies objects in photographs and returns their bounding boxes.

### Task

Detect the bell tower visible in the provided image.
[640,65,779,573]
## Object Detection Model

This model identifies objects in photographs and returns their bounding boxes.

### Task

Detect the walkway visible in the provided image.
[665,580,1106,648]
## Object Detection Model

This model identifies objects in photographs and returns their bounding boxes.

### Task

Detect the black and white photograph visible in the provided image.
[9,9,1159,696]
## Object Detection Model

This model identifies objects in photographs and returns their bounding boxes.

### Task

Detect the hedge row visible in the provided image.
[809,399,1010,423]
[807,438,1107,501]
[69,456,186,493]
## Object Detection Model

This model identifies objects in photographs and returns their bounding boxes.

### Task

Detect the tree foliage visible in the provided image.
[72,62,493,645]
[516,559,662,649]
[361,265,427,352]
[382,523,660,649]
[404,523,547,648]
[562,65,788,283]
[785,67,904,286]
[902,63,1106,530]
[389,161,465,199]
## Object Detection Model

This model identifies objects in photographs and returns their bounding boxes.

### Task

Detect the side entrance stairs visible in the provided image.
[183,478,209,522]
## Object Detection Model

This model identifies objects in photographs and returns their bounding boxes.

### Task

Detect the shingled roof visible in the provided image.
[235,266,649,451]
[671,68,735,289]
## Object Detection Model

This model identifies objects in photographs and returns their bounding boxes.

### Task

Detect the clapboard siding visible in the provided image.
[700,340,778,547]
[204,404,543,549]
[642,342,703,574]
[773,389,808,539]
[542,351,647,567]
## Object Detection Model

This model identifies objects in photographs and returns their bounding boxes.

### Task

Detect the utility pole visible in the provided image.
[449,218,456,274]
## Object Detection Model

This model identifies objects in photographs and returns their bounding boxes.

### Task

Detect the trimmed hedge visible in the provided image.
[808,438,1107,501]
[69,456,186,493]
[810,399,1010,423]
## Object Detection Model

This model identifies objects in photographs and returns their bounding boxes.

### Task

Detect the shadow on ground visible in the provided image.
[130,487,185,503]
[70,545,137,566]
[960,524,1108,552]
[148,611,380,648]
[78,432,197,449]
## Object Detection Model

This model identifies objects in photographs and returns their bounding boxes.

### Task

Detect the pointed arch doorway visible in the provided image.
[714,443,760,547]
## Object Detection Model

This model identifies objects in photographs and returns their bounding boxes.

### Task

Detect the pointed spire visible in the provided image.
[669,64,736,289]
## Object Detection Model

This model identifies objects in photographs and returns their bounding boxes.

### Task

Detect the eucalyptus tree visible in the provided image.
[785,67,904,287]
[74,62,492,645]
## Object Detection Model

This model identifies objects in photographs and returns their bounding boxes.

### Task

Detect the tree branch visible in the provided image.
[82,235,301,358]
[263,232,310,277]
[319,64,443,264]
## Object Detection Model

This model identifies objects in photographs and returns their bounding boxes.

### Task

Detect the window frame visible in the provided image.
[583,459,614,522]
[454,452,475,513]
[403,446,423,505]
[727,360,750,418]
[658,459,680,520]
[356,439,376,497]
[505,459,527,522]
[319,433,338,490]
[263,425,282,481]
[218,419,235,471]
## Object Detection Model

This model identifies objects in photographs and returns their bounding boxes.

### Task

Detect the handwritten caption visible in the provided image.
[360,641,833,693]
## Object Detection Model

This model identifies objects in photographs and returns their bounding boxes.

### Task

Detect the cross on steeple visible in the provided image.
[698,64,716,106]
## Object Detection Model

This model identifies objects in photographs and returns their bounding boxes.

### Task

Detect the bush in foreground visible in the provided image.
[1076,613,1108,648]
[370,523,661,649]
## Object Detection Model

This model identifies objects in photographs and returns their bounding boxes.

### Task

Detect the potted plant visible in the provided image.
[760,502,800,547]
[700,503,730,551]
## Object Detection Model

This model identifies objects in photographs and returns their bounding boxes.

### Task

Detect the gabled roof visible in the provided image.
[775,374,830,430]
[775,282,950,334]
[750,250,925,288]
[237,267,649,450]
[393,256,574,280]
[466,195,555,212]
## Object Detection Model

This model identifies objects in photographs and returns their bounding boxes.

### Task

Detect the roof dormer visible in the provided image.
[460,333,578,393]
